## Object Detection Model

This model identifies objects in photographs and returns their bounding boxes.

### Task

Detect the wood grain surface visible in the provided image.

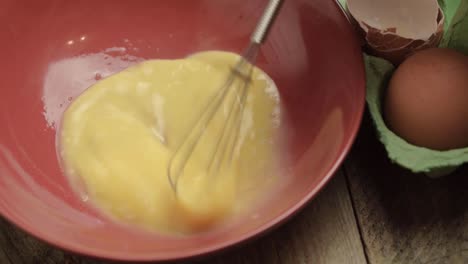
[0,172,366,264]
[344,112,468,264]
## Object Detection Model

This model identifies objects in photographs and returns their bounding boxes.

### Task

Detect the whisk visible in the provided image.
[168,0,284,193]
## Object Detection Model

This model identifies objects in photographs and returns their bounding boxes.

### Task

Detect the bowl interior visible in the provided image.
[0,0,364,261]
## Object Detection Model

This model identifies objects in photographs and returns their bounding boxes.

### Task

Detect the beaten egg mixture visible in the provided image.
[59,51,281,234]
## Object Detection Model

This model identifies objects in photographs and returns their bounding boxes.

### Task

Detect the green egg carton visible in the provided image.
[363,0,468,177]
[336,0,468,177]
[365,55,468,178]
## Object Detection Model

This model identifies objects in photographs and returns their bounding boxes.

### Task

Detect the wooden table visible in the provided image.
[1,112,467,264]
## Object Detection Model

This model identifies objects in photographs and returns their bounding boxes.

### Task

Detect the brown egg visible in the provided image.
[384,48,468,150]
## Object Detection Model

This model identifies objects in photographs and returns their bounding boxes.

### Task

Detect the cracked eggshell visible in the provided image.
[347,0,445,65]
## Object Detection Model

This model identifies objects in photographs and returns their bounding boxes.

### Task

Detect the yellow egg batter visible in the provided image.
[59,51,281,234]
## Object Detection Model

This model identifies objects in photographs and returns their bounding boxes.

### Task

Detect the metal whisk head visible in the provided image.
[167,0,283,193]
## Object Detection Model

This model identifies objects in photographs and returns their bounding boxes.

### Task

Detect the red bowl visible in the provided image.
[0,0,364,261]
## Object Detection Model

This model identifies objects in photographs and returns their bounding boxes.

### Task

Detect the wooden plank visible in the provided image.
[344,112,468,264]
[0,171,366,264]
[202,171,367,264]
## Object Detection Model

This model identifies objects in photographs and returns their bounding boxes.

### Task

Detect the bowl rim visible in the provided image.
[0,1,365,261]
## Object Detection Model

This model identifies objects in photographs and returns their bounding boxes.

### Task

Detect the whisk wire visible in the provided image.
[167,71,236,192]
[206,61,255,176]
[205,45,258,172]
[223,67,253,164]
[167,0,283,194]
[167,45,258,193]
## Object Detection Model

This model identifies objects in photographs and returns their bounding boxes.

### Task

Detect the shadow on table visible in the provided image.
[344,110,468,263]
[347,111,468,227]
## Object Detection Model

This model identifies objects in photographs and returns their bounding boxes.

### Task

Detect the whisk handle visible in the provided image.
[251,0,284,44]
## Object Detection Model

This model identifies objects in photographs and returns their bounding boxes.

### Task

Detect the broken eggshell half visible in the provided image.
[346,0,445,65]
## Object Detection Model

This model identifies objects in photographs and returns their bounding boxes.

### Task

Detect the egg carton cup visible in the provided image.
[365,55,468,178]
